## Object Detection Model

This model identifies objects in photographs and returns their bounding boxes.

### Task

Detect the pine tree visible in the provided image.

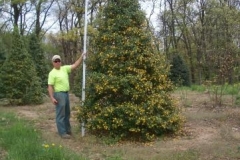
[169,55,191,86]
[0,27,43,105]
[78,0,183,141]
[0,38,6,68]
[28,33,49,92]
[0,38,7,98]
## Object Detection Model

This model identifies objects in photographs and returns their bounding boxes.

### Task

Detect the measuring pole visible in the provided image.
[81,0,88,137]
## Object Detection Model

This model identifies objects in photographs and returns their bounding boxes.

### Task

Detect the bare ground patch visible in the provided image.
[1,91,240,159]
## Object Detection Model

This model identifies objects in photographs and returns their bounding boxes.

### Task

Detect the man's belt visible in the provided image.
[58,91,68,93]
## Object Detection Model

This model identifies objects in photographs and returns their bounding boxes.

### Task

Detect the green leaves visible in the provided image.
[28,33,49,91]
[0,27,43,105]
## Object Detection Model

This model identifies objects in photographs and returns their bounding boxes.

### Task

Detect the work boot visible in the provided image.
[61,134,71,139]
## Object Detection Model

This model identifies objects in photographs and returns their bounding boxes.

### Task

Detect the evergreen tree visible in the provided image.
[0,38,7,98]
[73,66,83,98]
[77,0,183,141]
[28,33,49,92]
[169,55,190,86]
[0,27,43,105]
[0,38,6,68]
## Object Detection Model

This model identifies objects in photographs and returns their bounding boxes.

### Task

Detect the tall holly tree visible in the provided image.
[0,27,43,105]
[28,33,49,91]
[78,0,184,141]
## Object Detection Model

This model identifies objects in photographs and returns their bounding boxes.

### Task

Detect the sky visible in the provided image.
[0,0,161,33]
[46,0,161,33]
[140,0,161,31]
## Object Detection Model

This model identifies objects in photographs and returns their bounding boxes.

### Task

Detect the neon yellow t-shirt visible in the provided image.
[48,65,71,92]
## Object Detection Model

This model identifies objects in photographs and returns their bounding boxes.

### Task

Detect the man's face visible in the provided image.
[53,59,61,69]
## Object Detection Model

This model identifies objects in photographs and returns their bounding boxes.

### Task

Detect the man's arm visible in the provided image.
[48,85,57,104]
[71,53,85,70]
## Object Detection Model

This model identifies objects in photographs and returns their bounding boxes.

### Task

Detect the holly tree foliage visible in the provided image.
[77,0,184,141]
[0,27,43,105]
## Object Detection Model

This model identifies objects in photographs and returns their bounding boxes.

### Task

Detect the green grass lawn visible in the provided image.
[0,111,86,160]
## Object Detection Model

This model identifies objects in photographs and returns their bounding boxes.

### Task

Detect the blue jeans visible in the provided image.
[54,92,71,136]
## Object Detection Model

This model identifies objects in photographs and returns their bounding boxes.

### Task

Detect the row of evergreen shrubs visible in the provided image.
[0,27,49,105]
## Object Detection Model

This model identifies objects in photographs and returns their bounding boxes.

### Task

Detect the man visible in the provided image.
[48,53,85,139]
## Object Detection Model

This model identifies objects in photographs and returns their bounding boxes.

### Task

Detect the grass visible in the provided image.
[157,149,199,160]
[177,84,240,95]
[0,111,86,160]
[177,84,240,107]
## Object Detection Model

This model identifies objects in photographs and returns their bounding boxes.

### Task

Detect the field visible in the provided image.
[1,90,240,160]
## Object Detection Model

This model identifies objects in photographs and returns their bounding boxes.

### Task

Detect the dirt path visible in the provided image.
[2,92,240,159]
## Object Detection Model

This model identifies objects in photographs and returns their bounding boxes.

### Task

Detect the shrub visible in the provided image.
[0,27,43,105]
[28,33,50,91]
[169,54,190,86]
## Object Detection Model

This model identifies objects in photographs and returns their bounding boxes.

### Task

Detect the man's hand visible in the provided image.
[51,97,58,105]
[71,52,86,70]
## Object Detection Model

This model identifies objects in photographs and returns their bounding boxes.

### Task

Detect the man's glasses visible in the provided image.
[54,59,61,63]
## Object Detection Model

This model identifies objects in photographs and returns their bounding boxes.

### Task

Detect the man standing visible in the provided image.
[48,53,85,139]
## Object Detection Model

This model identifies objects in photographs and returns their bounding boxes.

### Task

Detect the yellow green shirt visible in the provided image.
[48,65,71,92]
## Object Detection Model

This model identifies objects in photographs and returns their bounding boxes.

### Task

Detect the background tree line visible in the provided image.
[158,0,240,85]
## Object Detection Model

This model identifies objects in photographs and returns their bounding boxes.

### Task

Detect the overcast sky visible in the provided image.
[140,0,160,31]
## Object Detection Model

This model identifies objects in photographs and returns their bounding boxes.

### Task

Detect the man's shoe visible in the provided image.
[61,134,71,139]
[67,131,72,135]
